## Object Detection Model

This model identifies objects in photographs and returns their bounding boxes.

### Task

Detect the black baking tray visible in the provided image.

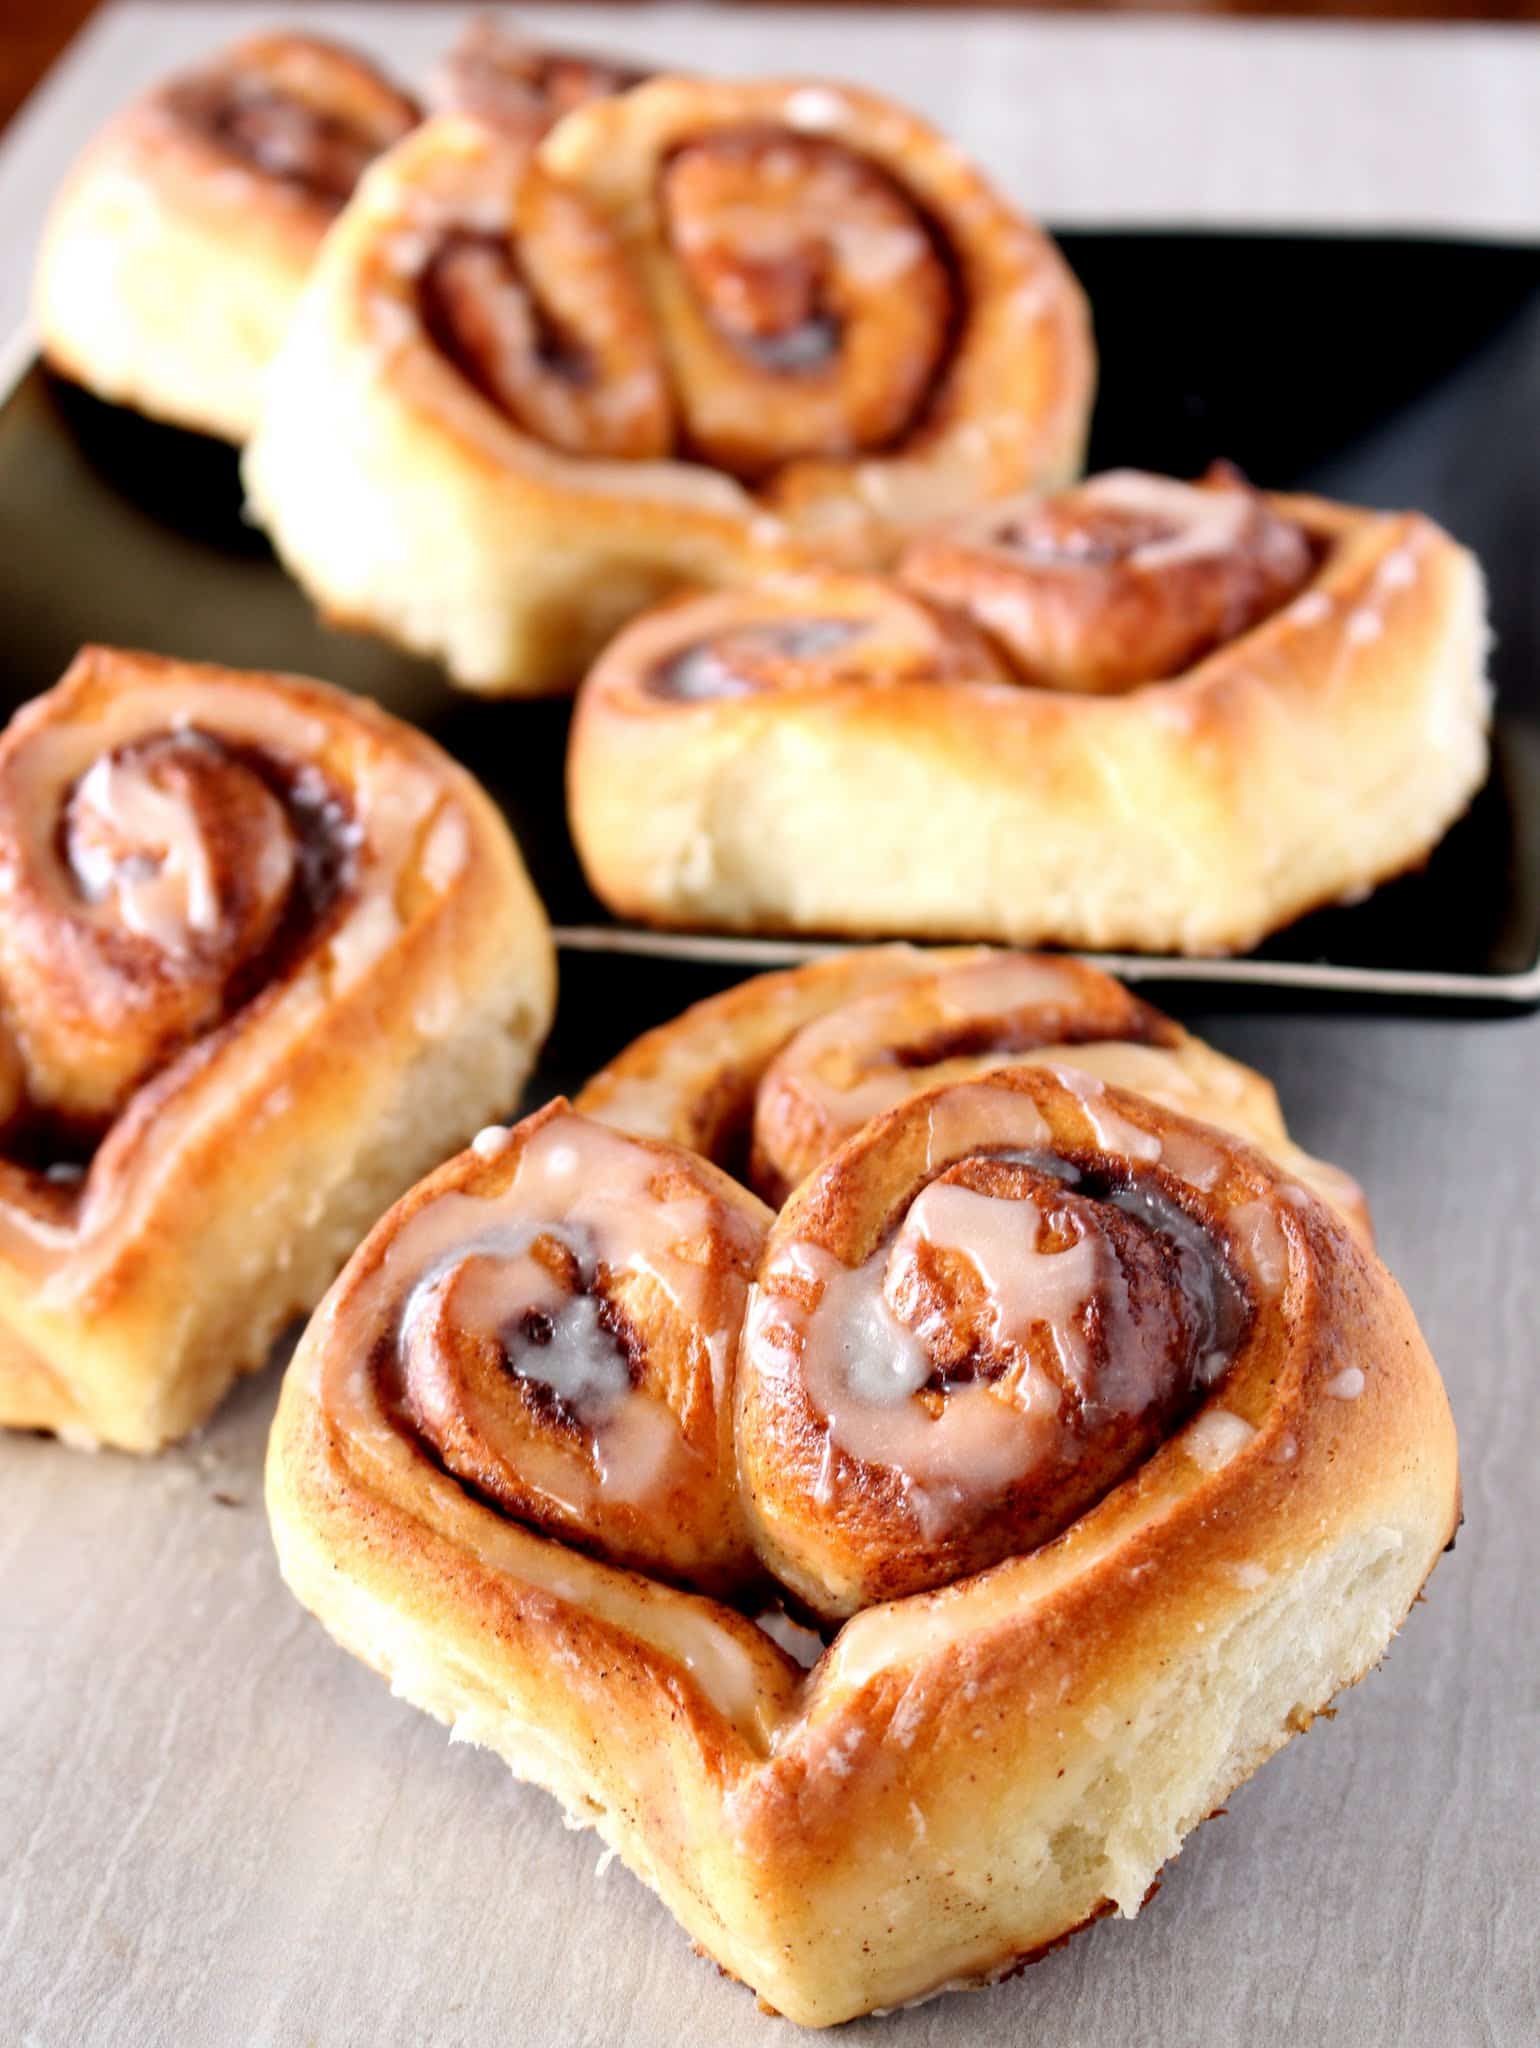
[2,229,1538,1006]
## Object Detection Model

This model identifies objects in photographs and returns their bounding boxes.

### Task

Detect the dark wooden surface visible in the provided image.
[6,0,1540,136]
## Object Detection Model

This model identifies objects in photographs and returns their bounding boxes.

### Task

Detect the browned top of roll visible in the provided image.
[155,33,419,214]
[899,464,1316,694]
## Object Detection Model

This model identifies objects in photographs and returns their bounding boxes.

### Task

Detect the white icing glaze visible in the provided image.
[326,892,401,987]
[783,86,849,131]
[748,1235,1062,1537]
[1152,1122,1226,1193]
[1183,1408,1256,1471]
[1228,1199,1290,1302]
[385,1112,758,1509]
[754,1606,825,1669]
[1346,607,1384,646]
[1289,589,1334,627]
[920,1081,1051,1176]
[1078,470,1252,569]
[420,805,470,888]
[69,752,223,953]
[1043,1062,1163,1165]
[1325,1366,1366,1400]
[470,1124,513,1159]
[900,1180,1097,1388]
[1376,545,1419,591]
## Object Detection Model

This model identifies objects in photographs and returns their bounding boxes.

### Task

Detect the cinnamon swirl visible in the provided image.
[0,647,554,1451]
[573,946,1372,1239]
[34,34,420,442]
[242,77,1092,694]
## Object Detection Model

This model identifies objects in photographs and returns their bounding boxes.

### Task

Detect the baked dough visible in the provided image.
[427,15,652,139]
[0,646,554,1450]
[34,34,419,443]
[574,945,1372,1239]
[268,1045,1454,2023]
[567,476,1491,953]
[242,76,1092,694]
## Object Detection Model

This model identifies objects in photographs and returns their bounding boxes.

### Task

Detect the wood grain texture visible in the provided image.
[0,1001,1534,2045]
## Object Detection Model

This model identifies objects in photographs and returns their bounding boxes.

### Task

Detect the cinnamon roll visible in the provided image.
[34,35,420,442]
[0,647,554,1452]
[573,946,1372,1240]
[267,1060,1456,2026]
[567,477,1492,952]
[242,76,1093,695]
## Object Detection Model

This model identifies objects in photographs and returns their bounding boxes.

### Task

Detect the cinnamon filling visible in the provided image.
[423,232,597,407]
[170,77,388,206]
[741,1094,1262,1612]
[879,1151,1248,1415]
[649,617,868,700]
[417,196,673,462]
[657,127,958,478]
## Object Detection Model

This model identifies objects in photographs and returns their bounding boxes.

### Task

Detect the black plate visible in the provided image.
[2,229,1538,1004]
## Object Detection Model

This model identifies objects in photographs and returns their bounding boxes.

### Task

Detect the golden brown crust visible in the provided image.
[242,77,1093,695]
[567,487,1492,952]
[898,463,1316,694]
[34,34,419,442]
[0,646,554,1451]
[574,946,1373,1243]
[428,16,653,142]
[268,1047,1454,2024]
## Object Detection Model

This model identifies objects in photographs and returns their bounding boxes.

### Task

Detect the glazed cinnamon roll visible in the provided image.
[242,76,1093,695]
[34,35,420,442]
[574,947,1372,1240]
[567,480,1492,952]
[267,1059,1456,2025]
[429,16,651,141]
[0,647,554,1452]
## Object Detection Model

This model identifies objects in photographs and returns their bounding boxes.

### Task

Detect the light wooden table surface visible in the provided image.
[2,11,1537,2045]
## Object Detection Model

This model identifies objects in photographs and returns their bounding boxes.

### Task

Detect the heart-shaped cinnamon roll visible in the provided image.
[268,974,1455,2026]
[0,647,554,1451]
[567,477,1490,952]
[242,73,1093,693]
